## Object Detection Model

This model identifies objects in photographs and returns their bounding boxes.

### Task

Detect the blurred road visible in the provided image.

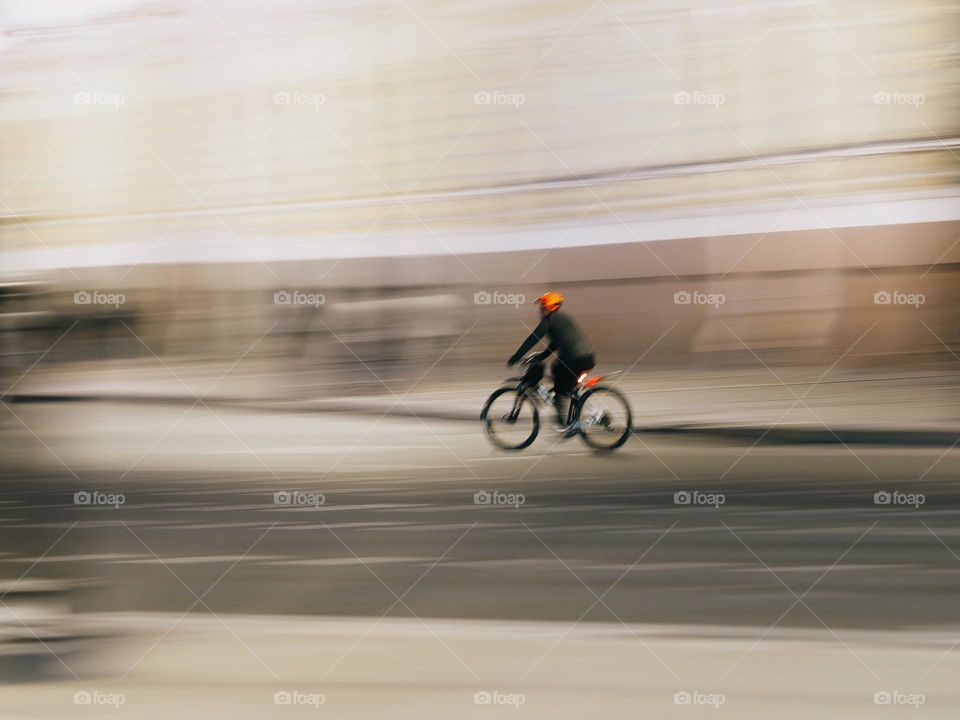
[2,402,959,717]
[3,402,959,630]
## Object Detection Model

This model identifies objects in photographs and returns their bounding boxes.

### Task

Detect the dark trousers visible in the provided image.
[551,354,595,420]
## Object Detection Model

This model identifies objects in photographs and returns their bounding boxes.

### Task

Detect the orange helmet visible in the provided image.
[535,291,564,313]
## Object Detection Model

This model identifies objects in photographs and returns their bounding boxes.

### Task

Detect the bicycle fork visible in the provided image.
[507,392,526,423]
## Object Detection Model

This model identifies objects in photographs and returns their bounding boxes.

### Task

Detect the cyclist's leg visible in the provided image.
[581,353,596,378]
[551,359,576,423]
[553,353,596,424]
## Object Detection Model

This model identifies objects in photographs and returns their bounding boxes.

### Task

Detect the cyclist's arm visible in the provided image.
[507,317,550,365]
[532,340,557,363]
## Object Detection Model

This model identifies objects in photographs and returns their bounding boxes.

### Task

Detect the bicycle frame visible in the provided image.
[509,359,621,425]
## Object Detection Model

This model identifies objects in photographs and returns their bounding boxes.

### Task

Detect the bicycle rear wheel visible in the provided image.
[576,385,632,451]
[481,386,540,450]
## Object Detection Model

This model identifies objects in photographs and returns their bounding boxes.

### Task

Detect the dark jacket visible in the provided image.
[508,310,593,366]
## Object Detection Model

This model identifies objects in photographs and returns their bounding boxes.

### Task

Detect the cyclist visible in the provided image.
[507,291,595,432]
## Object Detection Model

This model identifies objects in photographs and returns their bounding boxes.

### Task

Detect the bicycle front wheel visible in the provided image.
[576,385,632,451]
[481,386,540,450]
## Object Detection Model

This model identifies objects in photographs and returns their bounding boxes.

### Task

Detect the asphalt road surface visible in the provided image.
[3,402,959,632]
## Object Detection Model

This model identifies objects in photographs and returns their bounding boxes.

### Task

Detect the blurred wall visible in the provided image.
[1,0,956,246]
[0,0,958,378]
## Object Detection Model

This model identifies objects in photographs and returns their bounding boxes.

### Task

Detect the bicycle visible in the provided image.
[481,353,632,451]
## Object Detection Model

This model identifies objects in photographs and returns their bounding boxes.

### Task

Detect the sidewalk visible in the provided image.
[6,359,959,446]
[2,613,958,719]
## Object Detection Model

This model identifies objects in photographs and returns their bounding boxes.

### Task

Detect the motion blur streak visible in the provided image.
[0,0,959,718]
